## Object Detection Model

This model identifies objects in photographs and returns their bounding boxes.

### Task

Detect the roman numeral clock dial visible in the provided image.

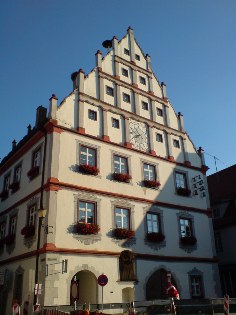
[129,119,149,152]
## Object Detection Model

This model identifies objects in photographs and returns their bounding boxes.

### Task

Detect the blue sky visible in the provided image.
[0,0,235,175]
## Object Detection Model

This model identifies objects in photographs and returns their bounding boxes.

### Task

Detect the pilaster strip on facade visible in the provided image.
[77,100,85,134]
[182,137,191,166]
[124,117,132,148]
[166,131,174,161]
[149,126,156,156]
[98,73,104,102]
[116,84,121,108]
[164,104,171,127]
[134,92,140,115]
[102,108,110,141]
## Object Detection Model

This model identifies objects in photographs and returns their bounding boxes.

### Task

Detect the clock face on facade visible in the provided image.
[129,119,149,152]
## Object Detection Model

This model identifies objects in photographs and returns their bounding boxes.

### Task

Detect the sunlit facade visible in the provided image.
[0,27,221,314]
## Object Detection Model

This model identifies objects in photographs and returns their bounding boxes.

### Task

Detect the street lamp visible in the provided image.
[33,208,47,305]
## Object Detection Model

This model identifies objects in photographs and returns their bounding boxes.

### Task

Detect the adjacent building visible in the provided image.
[208,165,236,297]
[0,27,221,314]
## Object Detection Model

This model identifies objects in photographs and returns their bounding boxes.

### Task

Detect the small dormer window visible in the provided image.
[112,118,120,129]
[156,108,163,116]
[122,68,129,77]
[106,86,114,97]
[124,48,130,56]
[173,139,180,148]
[88,110,97,121]
[142,101,148,111]
[140,76,146,85]
[123,93,131,103]
[135,54,140,61]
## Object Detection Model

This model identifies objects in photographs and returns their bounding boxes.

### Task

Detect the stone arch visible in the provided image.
[68,264,100,305]
[145,267,179,300]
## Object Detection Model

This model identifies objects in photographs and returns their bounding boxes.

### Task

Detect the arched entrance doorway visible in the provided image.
[70,270,98,305]
[146,269,178,300]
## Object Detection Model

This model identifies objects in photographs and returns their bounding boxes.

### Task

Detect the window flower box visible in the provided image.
[180,236,197,246]
[113,228,135,239]
[146,232,165,243]
[176,187,191,197]
[113,173,132,183]
[21,225,35,238]
[75,222,100,235]
[27,166,39,180]
[143,180,161,189]
[0,190,9,201]
[9,182,20,193]
[77,164,99,176]
[5,234,16,245]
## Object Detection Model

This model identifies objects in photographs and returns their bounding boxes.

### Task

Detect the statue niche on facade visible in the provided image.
[119,250,136,281]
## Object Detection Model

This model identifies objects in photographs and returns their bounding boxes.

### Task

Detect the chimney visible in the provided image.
[49,94,58,120]
[71,69,85,91]
[178,112,185,132]
[161,82,167,99]
[12,140,17,150]
[35,106,47,129]
[27,124,32,134]
[95,50,102,70]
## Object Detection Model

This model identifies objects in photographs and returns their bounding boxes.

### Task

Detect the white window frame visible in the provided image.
[175,171,187,189]
[114,155,128,174]
[80,146,96,166]
[0,221,6,240]
[9,215,17,235]
[146,212,160,233]
[115,206,130,229]
[143,163,156,181]
[78,201,96,224]
[32,149,41,168]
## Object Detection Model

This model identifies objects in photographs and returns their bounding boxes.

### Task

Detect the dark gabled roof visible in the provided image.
[207,164,236,204]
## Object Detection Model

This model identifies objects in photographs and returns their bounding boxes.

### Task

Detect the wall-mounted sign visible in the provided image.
[192,175,206,198]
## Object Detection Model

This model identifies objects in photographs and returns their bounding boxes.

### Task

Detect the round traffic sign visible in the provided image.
[98,274,108,286]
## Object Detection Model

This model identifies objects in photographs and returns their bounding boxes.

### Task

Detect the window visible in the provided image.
[122,68,128,77]
[173,139,180,148]
[147,213,160,233]
[14,165,21,183]
[112,118,120,129]
[115,207,129,229]
[190,275,203,298]
[32,149,41,168]
[124,48,130,55]
[9,215,17,235]
[80,146,96,166]
[88,109,97,121]
[106,86,114,96]
[3,174,10,191]
[28,205,36,226]
[175,172,187,189]
[123,93,131,103]
[215,232,223,252]
[156,133,163,143]
[143,163,155,181]
[142,101,148,111]
[78,201,95,224]
[156,108,163,116]
[179,218,192,237]
[135,54,140,61]
[0,221,6,240]
[140,76,146,85]
[114,155,128,174]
